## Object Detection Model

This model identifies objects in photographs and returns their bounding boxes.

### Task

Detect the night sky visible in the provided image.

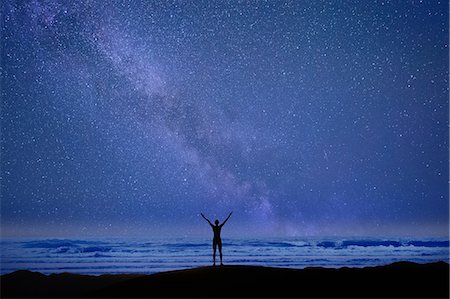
[1,0,448,238]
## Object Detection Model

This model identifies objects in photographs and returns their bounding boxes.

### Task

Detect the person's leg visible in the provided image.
[218,239,223,265]
[212,240,217,266]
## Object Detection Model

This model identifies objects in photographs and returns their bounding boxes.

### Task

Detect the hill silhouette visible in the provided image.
[1,261,448,298]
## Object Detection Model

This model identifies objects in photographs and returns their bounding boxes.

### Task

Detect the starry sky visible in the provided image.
[1,0,448,238]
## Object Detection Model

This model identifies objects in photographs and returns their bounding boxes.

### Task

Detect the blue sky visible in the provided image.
[1,0,448,238]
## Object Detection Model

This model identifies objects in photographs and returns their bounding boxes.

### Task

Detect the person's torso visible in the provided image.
[212,225,221,239]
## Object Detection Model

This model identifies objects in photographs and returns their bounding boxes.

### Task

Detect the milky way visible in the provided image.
[1,0,448,237]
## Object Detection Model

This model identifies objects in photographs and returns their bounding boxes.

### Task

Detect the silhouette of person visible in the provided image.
[201,212,232,266]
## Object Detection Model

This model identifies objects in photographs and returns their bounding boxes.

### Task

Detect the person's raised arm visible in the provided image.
[220,211,233,227]
[201,213,213,226]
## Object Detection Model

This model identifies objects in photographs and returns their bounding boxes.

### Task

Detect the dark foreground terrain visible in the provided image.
[1,261,448,298]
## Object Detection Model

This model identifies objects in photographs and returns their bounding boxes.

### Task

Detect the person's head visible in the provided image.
[215,219,219,225]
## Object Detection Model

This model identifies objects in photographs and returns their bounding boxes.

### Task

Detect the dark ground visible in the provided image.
[1,261,448,298]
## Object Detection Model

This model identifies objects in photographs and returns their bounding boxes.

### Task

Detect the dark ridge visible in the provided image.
[1,262,448,298]
[1,271,144,298]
